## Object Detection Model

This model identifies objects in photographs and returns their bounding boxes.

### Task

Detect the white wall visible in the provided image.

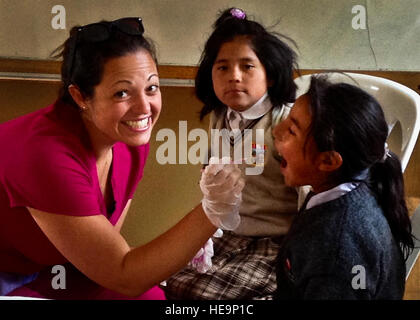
[0,0,419,71]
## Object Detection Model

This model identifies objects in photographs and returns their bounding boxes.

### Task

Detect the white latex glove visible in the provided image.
[189,229,223,273]
[200,157,245,230]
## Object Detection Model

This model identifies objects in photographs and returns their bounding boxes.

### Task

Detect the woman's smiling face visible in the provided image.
[81,49,161,148]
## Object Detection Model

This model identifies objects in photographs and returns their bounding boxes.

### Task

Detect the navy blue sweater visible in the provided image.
[275,183,405,300]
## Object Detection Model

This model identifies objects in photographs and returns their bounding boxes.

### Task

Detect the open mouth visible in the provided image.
[123,117,151,131]
[278,155,288,168]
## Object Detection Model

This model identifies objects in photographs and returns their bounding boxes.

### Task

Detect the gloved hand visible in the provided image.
[200,157,245,230]
[189,229,223,273]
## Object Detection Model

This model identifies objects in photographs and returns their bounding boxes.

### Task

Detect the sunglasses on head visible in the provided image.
[68,17,144,79]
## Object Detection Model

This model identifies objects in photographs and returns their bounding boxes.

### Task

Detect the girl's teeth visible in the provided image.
[125,118,149,129]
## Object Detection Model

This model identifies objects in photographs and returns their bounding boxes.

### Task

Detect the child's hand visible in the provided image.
[200,157,245,230]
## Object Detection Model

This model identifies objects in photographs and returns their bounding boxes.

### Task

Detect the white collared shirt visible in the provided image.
[226,92,271,130]
[305,182,360,210]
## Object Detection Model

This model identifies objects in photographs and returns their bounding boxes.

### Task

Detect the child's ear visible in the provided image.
[317,151,343,172]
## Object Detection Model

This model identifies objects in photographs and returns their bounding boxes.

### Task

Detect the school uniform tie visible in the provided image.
[228,111,244,131]
[298,191,315,213]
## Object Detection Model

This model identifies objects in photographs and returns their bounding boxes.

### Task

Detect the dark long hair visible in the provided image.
[306,75,414,260]
[51,20,157,108]
[196,7,298,120]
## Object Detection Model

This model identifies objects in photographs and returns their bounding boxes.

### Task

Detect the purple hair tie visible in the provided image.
[230,8,246,20]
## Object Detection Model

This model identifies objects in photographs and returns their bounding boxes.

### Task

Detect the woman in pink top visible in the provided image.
[0,17,244,299]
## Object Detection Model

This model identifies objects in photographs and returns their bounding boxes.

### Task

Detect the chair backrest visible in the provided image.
[294,72,420,172]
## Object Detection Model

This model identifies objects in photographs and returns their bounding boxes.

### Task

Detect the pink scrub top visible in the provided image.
[0,101,164,299]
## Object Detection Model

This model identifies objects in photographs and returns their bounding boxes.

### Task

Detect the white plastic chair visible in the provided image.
[294,72,420,280]
[294,72,420,172]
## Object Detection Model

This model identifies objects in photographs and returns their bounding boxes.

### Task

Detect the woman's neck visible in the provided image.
[82,116,115,161]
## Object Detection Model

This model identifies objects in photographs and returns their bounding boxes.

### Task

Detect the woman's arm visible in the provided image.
[28,204,216,297]
[114,199,131,233]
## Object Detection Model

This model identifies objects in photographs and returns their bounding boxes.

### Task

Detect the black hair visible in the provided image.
[306,75,414,260]
[51,19,157,108]
[196,7,299,120]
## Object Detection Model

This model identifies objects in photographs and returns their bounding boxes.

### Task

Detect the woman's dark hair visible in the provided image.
[306,75,414,260]
[51,19,157,108]
[196,8,299,120]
